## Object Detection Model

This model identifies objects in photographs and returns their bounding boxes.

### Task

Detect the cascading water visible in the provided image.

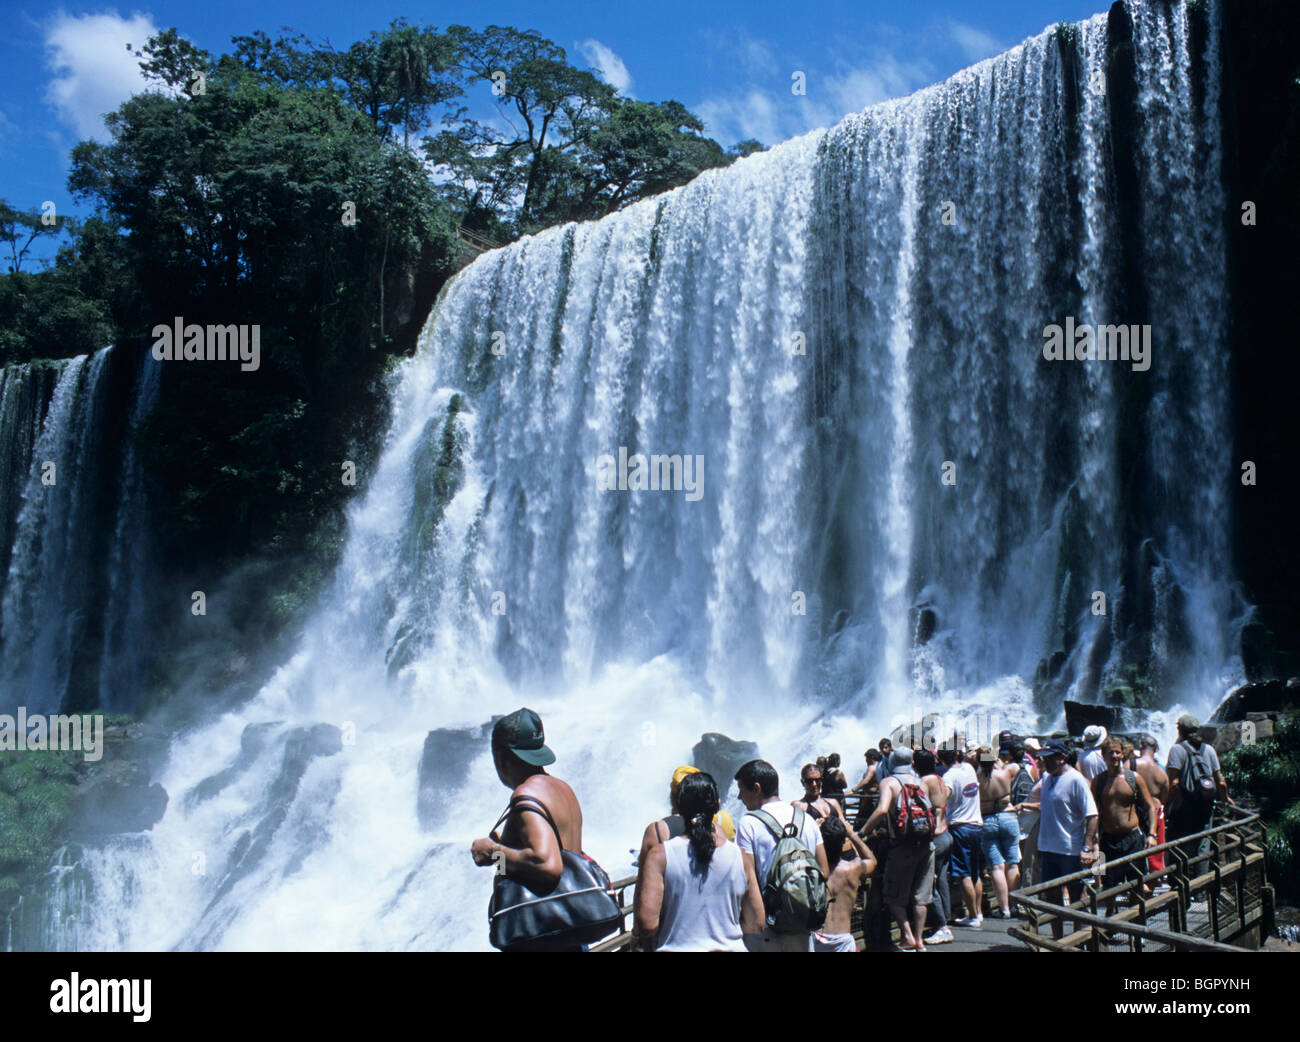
[0,360,64,587]
[22,0,1243,951]
[0,345,160,717]
[1,350,113,714]
[97,352,162,713]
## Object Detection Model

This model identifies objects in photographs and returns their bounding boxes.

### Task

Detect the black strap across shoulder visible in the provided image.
[494,793,563,845]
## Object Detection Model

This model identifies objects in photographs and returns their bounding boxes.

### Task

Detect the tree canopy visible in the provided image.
[0,19,760,576]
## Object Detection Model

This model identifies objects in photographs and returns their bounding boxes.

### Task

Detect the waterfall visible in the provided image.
[1,350,113,714]
[21,0,1240,952]
[0,345,159,716]
[0,360,63,588]
[98,352,162,713]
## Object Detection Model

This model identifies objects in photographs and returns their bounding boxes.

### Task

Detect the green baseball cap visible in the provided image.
[493,708,556,766]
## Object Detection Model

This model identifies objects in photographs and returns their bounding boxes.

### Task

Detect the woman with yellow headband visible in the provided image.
[631,766,737,947]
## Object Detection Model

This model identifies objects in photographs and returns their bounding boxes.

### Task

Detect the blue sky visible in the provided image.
[1,0,1110,261]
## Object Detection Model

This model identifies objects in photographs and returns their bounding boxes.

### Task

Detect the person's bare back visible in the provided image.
[502,773,583,852]
[979,761,1014,815]
[822,857,867,935]
[1135,752,1169,807]
[921,772,948,832]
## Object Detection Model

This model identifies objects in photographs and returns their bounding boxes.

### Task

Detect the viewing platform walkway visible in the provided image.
[594,797,1272,953]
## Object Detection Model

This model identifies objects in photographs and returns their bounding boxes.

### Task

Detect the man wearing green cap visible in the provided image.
[1165,714,1231,875]
[471,708,584,899]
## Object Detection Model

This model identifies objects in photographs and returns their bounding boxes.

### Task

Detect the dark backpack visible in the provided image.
[1179,740,1217,808]
[750,807,828,933]
[891,781,935,844]
[1009,763,1034,806]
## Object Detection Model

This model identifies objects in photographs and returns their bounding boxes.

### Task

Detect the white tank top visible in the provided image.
[657,835,747,952]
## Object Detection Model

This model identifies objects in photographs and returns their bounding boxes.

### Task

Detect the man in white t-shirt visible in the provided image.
[939,747,984,927]
[735,759,829,952]
[1023,739,1099,940]
[1079,726,1108,781]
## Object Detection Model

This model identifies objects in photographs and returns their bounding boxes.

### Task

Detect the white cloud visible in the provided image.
[576,38,633,96]
[734,32,778,77]
[945,20,1002,64]
[825,55,931,117]
[45,11,158,141]
[696,56,932,148]
[696,89,789,148]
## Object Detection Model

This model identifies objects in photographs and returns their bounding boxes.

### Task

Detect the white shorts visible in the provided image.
[813,930,858,952]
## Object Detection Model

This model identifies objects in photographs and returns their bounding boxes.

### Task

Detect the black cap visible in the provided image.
[492,708,556,766]
[1040,739,1069,758]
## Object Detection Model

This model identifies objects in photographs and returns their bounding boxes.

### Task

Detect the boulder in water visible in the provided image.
[1212,680,1299,723]
[913,605,937,645]
[67,721,172,838]
[185,720,283,809]
[417,719,497,830]
[203,723,343,916]
[70,778,168,838]
[1063,700,1116,736]
[692,733,759,795]
[891,713,945,751]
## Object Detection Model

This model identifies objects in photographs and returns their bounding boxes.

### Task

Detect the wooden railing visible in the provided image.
[453,225,501,268]
[1009,803,1271,952]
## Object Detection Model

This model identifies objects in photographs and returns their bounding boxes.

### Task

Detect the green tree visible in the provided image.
[0,201,62,274]
[233,20,461,145]
[68,31,456,568]
[0,200,115,362]
[427,26,743,236]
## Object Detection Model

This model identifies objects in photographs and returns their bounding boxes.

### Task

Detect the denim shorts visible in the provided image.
[949,822,983,880]
[980,810,1022,867]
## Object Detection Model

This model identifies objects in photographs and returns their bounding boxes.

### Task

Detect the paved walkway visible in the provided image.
[928,915,1025,952]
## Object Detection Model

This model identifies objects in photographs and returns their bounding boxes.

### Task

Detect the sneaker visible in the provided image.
[993,909,1013,920]
[952,915,983,929]
[927,926,955,944]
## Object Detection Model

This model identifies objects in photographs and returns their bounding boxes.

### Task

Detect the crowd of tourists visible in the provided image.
[472,708,1231,952]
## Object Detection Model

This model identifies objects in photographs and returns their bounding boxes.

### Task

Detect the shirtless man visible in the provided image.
[793,763,845,824]
[472,708,584,940]
[1091,737,1157,925]
[978,746,1022,917]
[814,815,877,951]
[1134,735,1170,876]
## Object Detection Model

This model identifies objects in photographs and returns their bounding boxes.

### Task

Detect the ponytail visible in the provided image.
[677,772,720,866]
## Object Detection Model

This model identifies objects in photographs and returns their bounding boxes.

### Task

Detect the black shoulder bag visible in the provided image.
[487,794,623,952]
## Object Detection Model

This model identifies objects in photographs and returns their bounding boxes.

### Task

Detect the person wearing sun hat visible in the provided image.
[1079,725,1109,781]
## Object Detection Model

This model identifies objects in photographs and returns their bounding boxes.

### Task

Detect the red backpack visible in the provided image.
[892,782,936,844]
